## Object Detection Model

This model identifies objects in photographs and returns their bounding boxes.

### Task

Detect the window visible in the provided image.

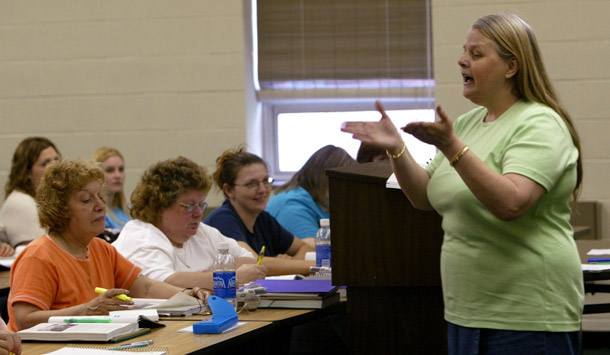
[250,0,434,180]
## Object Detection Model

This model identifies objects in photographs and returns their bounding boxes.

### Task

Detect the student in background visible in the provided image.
[204,147,315,276]
[8,158,209,331]
[113,156,266,290]
[342,13,583,353]
[356,141,388,163]
[266,145,356,246]
[92,147,131,232]
[0,137,61,250]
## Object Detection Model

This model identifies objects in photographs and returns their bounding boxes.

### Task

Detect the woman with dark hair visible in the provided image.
[204,147,315,276]
[8,158,209,331]
[0,137,60,249]
[266,145,356,244]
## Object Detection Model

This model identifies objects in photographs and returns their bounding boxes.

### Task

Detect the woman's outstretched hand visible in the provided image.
[341,100,404,153]
[403,105,457,151]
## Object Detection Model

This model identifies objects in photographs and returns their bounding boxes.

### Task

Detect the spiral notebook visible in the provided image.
[42,344,167,354]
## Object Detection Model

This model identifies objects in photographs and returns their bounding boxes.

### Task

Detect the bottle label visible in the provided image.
[213,270,237,299]
[315,244,331,267]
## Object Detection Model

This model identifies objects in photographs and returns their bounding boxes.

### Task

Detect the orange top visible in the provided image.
[8,235,141,331]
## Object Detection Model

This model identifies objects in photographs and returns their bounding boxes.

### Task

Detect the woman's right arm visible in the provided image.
[341,101,433,210]
[12,290,132,331]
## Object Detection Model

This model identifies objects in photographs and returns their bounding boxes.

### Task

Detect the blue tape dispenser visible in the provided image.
[192,296,238,334]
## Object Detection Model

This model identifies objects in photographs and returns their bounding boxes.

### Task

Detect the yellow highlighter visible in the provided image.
[95,287,132,301]
[257,246,265,265]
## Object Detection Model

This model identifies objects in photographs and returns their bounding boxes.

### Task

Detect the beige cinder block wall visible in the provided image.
[0,1,247,208]
[2,1,609,237]
[432,0,610,238]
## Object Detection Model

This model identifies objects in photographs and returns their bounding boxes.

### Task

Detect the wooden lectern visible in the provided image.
[327,161,446,354]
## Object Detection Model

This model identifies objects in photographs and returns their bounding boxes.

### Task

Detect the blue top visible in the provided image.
[266,186,328,239]
[204,199,294,257]
[105,206,131,230]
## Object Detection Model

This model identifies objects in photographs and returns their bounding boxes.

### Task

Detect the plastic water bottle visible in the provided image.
[213,242,237,309]
[315,218,331,268]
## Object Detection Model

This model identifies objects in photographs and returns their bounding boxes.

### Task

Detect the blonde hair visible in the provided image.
[473,14,582,195]
[37,159,105,235]
[91,147,127,211]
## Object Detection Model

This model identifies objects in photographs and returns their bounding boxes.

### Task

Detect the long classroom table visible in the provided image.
[21,302,347,355]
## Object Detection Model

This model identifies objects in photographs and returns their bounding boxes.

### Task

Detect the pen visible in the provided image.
[64,318,112,323]
[257,246,265,265]
[588,258,610,263]
[109,340,153,350]
[95,287,132,301]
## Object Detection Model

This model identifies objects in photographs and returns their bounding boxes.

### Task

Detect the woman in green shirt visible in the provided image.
[342,14,583,354]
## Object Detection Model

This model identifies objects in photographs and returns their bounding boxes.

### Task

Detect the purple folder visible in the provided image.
[253,279,337,294]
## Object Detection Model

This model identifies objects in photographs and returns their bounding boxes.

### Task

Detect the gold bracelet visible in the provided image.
[386,141,406,159]
[450,145,470,166]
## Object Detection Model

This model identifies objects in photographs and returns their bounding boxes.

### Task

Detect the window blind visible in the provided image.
[255,0,432,91]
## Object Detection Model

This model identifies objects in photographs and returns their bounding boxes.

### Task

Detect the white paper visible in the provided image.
[582,264,610,271]
[386,173,400,189]
[0,245,27,268]
[587,249,610,256]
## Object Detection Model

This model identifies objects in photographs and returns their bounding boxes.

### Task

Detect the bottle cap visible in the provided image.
[320,218,330,227]
[219,241,229,250]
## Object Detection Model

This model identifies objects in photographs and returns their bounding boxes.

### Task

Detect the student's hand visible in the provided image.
[85,289,133,315]
[0,243,14,257]
[236,264,267,284]
[183,287,212,303]
[0,330,22,355]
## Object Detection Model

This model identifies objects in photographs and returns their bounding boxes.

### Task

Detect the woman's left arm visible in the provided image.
[128,275,210,302]
[407,106,546,221]
[285,236,314,259]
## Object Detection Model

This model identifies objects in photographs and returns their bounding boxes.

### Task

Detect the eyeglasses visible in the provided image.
[178,201,208,213]
[234,177,274,190]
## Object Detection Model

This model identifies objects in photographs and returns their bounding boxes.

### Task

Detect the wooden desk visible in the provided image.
[0,270,9,289]
[22,319,274,355]
[21,305,345,354]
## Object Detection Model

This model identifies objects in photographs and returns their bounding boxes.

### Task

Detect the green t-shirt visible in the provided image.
[426,100,584,331]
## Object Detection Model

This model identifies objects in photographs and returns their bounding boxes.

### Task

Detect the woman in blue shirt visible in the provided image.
[92,147,131,234]
[266,145,356,246]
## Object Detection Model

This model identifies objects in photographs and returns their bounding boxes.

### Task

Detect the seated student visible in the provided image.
[8,158,209,331]
[204,147,315,276]
[0,318,21,355]
[356,141,389,163]
[266,145,356,246]
[92,147,131,233]
[0,137,61,251]
[113,156,267,290]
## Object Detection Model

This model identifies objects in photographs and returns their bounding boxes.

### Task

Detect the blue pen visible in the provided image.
[109,339,153,350]
[587,258,610,263]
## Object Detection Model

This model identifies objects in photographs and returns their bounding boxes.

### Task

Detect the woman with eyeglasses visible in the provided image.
[204,147,315,276]
[113,156,267,290]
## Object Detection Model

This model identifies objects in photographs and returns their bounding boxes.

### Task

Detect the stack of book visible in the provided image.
[253,279,341,309]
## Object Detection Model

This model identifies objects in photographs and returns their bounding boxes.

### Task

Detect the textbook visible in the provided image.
[254,279,340,309]
[131,292,208,316]
[47,310,164,330]
[17,321,140,342]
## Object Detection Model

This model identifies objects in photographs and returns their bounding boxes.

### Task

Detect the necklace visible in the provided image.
[174,247,191,269]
